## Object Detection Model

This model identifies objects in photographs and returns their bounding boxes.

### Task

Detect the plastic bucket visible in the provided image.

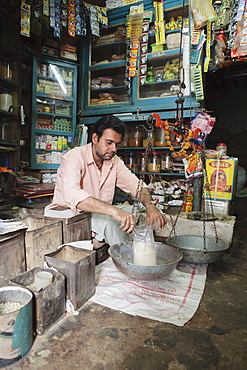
[0,286,33,368]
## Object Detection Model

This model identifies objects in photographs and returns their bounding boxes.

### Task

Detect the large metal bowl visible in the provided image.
[166,235,230,264]
[108,242,183,280]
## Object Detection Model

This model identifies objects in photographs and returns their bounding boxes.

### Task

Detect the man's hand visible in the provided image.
[146,203,167,229]
[112,208,136,233]
[77,196,135,233]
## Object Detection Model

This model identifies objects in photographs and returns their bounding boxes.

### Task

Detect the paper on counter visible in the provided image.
[0,220,28,235]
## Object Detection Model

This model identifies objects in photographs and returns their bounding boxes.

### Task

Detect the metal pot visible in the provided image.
[166,235,229,264]
[108,242,183,280]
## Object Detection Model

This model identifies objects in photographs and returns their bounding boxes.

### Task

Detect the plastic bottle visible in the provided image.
[216,143,227,157]
[183,190,193,212]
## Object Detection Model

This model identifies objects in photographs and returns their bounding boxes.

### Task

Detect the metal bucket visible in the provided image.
[0,286,33,368]
[109,242,183,280]
[166,235,229,264]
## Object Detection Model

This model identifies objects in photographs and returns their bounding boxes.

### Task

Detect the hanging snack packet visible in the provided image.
[20,1,31,37]
[189,0,217,29]
[190,111,216,146]
[183,152,204,179]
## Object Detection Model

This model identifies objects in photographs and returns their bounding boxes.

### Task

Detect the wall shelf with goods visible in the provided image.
[79,0,201,117]
[31,56,78,169]
[78,114,188,185]
[0,11,22,170]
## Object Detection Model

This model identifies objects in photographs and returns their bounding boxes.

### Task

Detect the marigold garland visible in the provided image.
[163,120,194,159]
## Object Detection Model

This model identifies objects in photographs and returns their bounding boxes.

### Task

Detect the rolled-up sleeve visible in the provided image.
[52,147,92,211]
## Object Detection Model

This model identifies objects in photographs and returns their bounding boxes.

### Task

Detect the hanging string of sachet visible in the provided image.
[204,0,213,72]
[126,4,144,78]
[154,0,166,45]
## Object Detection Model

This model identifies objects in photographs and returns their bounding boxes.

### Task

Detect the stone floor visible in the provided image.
[4,197,247,370]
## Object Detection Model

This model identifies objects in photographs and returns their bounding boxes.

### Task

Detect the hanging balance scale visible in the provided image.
[132,111,230,265]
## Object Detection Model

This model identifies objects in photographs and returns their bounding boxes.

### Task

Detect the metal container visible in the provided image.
[62,212,91,244]
[11,267,66,335]
[0,230,26,287]
[45,245,96,310]
[204,199,234,216]
[166,235,229,264]
[24,216,63,270]
[109,242,183,280]
[0,286,33,368]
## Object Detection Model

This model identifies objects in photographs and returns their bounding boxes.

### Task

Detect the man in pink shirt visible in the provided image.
[48,115,166,246]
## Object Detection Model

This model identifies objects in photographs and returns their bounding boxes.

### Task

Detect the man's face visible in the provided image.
[92,128,122,161]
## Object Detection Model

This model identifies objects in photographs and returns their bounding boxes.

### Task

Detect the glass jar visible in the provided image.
[161,153,173,171]
[138,152,147,173]
[125,152,138,173]
[129,124,142,147]
[147,152,161,173]
[154,127,167,147]
[120,130,129,147]
[1,60,13,81]
[143,131,155,147]
[216,143,227,157]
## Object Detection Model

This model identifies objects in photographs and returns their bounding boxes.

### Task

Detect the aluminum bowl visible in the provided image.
[166,235,229,264]
[108,242,183,280]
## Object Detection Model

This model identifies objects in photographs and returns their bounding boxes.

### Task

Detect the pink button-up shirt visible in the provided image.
[50,143,144,212]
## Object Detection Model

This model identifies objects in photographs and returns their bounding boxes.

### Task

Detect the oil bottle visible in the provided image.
[183,190,193,212]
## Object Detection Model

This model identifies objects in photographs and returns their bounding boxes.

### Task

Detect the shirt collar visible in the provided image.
[85,142,115,168]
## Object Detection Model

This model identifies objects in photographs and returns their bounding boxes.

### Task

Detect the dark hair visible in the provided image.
[92,115,126,139]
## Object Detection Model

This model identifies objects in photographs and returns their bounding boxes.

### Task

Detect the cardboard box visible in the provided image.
[42,46,59,58]
[60,50,77,61]
[204,158,238,201]
[60,44,77,53]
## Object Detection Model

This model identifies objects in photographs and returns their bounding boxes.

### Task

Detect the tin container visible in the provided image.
[0,230,26,287]
[23,216,63,270]
[61,212,91,244]
[0,286,33,368]
[204,199,234,216]
[11,267,66,335]
[45,245,96,311]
